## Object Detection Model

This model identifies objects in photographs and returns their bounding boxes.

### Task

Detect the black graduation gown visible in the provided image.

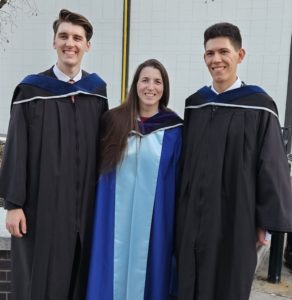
[176,85,292,300]
[0,68,108,300]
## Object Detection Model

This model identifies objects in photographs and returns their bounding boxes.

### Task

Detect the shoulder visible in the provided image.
[185,86,211,107]
[11,74,47,104]
[238,85,278,115]
[38,67,55,77]
[82,71,107,86]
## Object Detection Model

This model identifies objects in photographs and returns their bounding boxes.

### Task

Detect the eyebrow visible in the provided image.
[205,47,230,52]
[57,32,84,38]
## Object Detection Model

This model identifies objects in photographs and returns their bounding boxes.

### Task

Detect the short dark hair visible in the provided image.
[53,9,93,41]
[204,22,242,49]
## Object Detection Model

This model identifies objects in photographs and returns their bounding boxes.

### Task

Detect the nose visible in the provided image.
[212,52,222,62]
[146,81,154,90]
[65,36,74,47]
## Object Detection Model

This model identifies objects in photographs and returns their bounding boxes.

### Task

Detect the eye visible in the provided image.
[58,34,67,40]
[74,36,83,41]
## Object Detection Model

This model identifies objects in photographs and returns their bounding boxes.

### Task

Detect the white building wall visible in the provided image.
[0,0,292,134]
[0,0,124,134]
[129,0,292,124]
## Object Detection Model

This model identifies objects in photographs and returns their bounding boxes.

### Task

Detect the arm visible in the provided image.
[6,208,27,238]
[256,111,292,232]
[0,100,28,208]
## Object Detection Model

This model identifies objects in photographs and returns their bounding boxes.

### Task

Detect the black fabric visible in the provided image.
[0,68,108,300]
[67,235,81,300]
[176,86,292,300]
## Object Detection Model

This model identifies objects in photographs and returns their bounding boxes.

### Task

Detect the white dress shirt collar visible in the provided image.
[53,65,82,82]
[211,77,242,94]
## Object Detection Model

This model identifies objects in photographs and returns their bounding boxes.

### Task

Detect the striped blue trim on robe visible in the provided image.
[87,125,182,300]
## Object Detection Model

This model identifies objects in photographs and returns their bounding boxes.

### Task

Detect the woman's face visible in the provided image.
[137,66,164,116]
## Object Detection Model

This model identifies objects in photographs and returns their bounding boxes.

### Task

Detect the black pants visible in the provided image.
[287,233,292,249]
[285,233,292,268]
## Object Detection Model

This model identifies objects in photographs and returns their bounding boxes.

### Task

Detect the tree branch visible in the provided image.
[0,0,9,10]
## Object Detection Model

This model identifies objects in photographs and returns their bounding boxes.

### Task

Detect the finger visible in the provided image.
[6,221,12,231]
[8,226,13,235]
[20,218,27,235]
[12,224,23,238]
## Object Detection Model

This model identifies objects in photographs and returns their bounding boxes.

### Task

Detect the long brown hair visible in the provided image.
[99,58,170,174]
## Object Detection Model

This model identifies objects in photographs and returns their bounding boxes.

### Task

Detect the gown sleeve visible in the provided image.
[0,89,29,209]
[256,110,292,232]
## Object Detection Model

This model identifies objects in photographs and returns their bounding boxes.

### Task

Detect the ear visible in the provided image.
[86,41,91,52]
[53,38,56,49]
[203,53,207,65]
[238,48,246,63]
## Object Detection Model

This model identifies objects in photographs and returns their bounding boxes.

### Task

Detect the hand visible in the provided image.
[6,208,27,238]
[256,228,269,247]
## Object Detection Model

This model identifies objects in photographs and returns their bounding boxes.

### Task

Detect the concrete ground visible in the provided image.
[250,243,292,299]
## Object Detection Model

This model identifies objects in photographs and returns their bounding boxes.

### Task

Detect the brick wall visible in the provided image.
[0,250,11,300]
[0,141,11,299]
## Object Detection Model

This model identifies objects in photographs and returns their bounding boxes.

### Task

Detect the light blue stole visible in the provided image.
[114,131,164,300]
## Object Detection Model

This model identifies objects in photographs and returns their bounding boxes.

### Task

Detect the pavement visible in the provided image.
[250,241,292,299]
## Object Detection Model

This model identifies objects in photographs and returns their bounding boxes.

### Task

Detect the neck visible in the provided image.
[56,62,81,78]
[213,77,238,94]
[139,106,159,118]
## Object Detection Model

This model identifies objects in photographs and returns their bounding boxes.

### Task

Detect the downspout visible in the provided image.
[121,0,131,103]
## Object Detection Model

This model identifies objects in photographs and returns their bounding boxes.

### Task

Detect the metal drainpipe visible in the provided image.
[121,0,131,103]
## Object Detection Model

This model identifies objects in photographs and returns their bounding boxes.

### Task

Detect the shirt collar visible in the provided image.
[53,65,82,82]
[211,77,242,94]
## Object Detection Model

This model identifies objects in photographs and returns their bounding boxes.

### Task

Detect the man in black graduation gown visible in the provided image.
[176,22,292,300]
[0,9,108,300]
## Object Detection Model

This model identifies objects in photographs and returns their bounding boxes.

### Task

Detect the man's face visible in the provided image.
[204,37,245,92]
[53,22,90,72]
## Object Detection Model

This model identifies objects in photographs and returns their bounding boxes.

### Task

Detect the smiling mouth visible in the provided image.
[63,50,76,55]
[212,66,225,71]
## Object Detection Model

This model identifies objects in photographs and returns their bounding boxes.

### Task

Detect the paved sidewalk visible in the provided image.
[251,292,290,300]
[250,243,292,299]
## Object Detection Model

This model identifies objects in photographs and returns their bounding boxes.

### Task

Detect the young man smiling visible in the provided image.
[176,22,292,300]
[0,9,108,300]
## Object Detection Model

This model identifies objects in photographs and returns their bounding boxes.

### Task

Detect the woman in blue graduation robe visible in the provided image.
[87,59,183,300]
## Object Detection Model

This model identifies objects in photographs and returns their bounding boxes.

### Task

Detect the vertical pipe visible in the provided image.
[268,233,285,283]
[121,0,131,103]
[284,35,292,152]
